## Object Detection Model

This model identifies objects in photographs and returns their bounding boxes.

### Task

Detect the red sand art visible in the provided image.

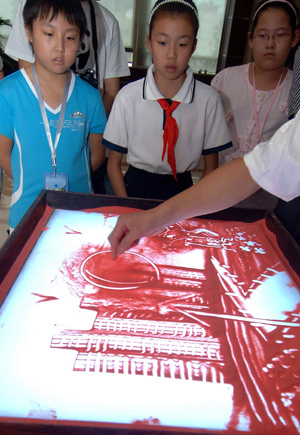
[54,216,300,434]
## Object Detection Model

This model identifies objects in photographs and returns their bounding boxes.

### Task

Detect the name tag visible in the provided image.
[43,172,69,191]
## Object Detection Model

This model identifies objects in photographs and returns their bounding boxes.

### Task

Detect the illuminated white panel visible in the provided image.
[0,209,299,433]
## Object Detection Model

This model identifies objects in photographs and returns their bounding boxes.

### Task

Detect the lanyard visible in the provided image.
[252,62,284,144]
[32,64,70,174]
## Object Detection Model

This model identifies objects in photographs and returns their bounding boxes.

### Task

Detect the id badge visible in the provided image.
[43,172,69,191]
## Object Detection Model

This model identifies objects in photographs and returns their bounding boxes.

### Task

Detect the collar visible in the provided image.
[143,64,195,104]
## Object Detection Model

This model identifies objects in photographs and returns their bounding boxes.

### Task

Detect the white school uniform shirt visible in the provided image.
[244,113,300,202]
[211,64,292,165]
[104,64,231,175]
[4,0,130,96]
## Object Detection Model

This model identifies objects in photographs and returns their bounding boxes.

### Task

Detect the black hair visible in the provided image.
[149,0,199,39]
[23,0,87,41]
[251,0,299,35]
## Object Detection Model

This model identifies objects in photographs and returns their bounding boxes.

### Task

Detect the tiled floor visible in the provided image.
[0,172,12,248]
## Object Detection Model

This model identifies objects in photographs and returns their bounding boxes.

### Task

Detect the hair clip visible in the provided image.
[253,0,298,25]
[149,0,199,26]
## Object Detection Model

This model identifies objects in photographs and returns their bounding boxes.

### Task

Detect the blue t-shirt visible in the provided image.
[0,69,107,228]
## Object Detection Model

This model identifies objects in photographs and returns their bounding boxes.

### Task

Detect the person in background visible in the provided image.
[105,0,231,201]
[0,0,106,230]
[5,0,130,194]
[211,0,299,211]
[109,113,300,258]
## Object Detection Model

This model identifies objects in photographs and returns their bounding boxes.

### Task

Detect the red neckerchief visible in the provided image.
[157,99,180,180]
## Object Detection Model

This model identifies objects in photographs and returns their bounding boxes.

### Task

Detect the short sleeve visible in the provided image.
[244,115,300,202]
[103,88,128,153]
[104,17,130,79]
[210,69,226,93]
[202,90,232,154]
[0,80,14,140]
[88,88,107,134]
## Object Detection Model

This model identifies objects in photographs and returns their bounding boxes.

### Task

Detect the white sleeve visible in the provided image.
[97,4,130,80]
[244,114,300,202]
[103,87,129,151]
[104,17,130,79]
[4,0,35,63]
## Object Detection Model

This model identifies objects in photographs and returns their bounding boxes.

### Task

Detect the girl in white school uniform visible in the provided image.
[211,0,300,210]
[104,0,231,201]
[109,113,300,258]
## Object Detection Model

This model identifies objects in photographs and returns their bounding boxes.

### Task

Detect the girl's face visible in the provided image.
[248,8,299,73]
[25,12,80,78]
[147,14,197,95]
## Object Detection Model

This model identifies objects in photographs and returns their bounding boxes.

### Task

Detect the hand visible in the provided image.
[108,158,261,259]
[108,208,166,259]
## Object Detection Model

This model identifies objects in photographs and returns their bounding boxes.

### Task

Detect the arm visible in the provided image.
[0,70,4,81]
[0,135,13,179]
[102,77,120,117]
[99,9,129,116]
[107,150,128,197]
[89,133,105,172]
[202,153,218,178]
[109,158,259,259]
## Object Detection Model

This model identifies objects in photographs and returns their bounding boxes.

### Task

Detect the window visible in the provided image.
[100,0,135,59]
[100,0,231,74]
[0,1,19,45]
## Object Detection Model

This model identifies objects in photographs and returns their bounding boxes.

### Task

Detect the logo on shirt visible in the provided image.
[71,111,85,119]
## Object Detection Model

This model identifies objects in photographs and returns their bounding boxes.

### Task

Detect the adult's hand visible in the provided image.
[108,208,167,259]
[108,158,260,259]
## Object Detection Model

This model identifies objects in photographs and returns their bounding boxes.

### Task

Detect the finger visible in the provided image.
[116,230,141,257]
[108,219,129,260]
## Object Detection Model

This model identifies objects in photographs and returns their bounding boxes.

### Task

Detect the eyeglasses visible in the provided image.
[253,32,292,44]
